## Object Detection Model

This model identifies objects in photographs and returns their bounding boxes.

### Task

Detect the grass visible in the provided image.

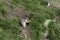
[0,17,23,40]
[19,0,56,40]
[20,0,60,40]
[0,0,9,16]
[0,7,9,16]
[0,0,60,40]
[10,0,21,8]
[48,21,60,40]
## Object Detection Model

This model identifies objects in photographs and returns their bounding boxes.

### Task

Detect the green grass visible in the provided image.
[20,0,55,40]
[0,7,9,16]
[10,0,21,8]
[48,21,60,40]
[0,0,9,16]
[0,17,23,40]
[19,0,60,40]
[0,0,60,40]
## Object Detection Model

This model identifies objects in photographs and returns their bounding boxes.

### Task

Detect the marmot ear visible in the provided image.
[22,15,29,19]
[22,14,33,19]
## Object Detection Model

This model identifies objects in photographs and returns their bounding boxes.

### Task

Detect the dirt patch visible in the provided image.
[50,0,60,23]
[21,25,31,40]
[0,0,28,19]
[6,6,26,18]
[51,1,60,8]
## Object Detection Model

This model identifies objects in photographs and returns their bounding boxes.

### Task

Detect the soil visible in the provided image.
[51,1,60,8]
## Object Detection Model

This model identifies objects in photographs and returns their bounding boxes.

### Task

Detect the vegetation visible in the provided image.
[20,0,55,40]
[0,0,60,40]
[0,7,9,16]
[10,0,21,8]
[0,17,23,40]
[0,0,9,16]
[48,21,60,40]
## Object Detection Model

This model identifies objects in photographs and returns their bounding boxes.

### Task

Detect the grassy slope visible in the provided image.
[0,0,60,40]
